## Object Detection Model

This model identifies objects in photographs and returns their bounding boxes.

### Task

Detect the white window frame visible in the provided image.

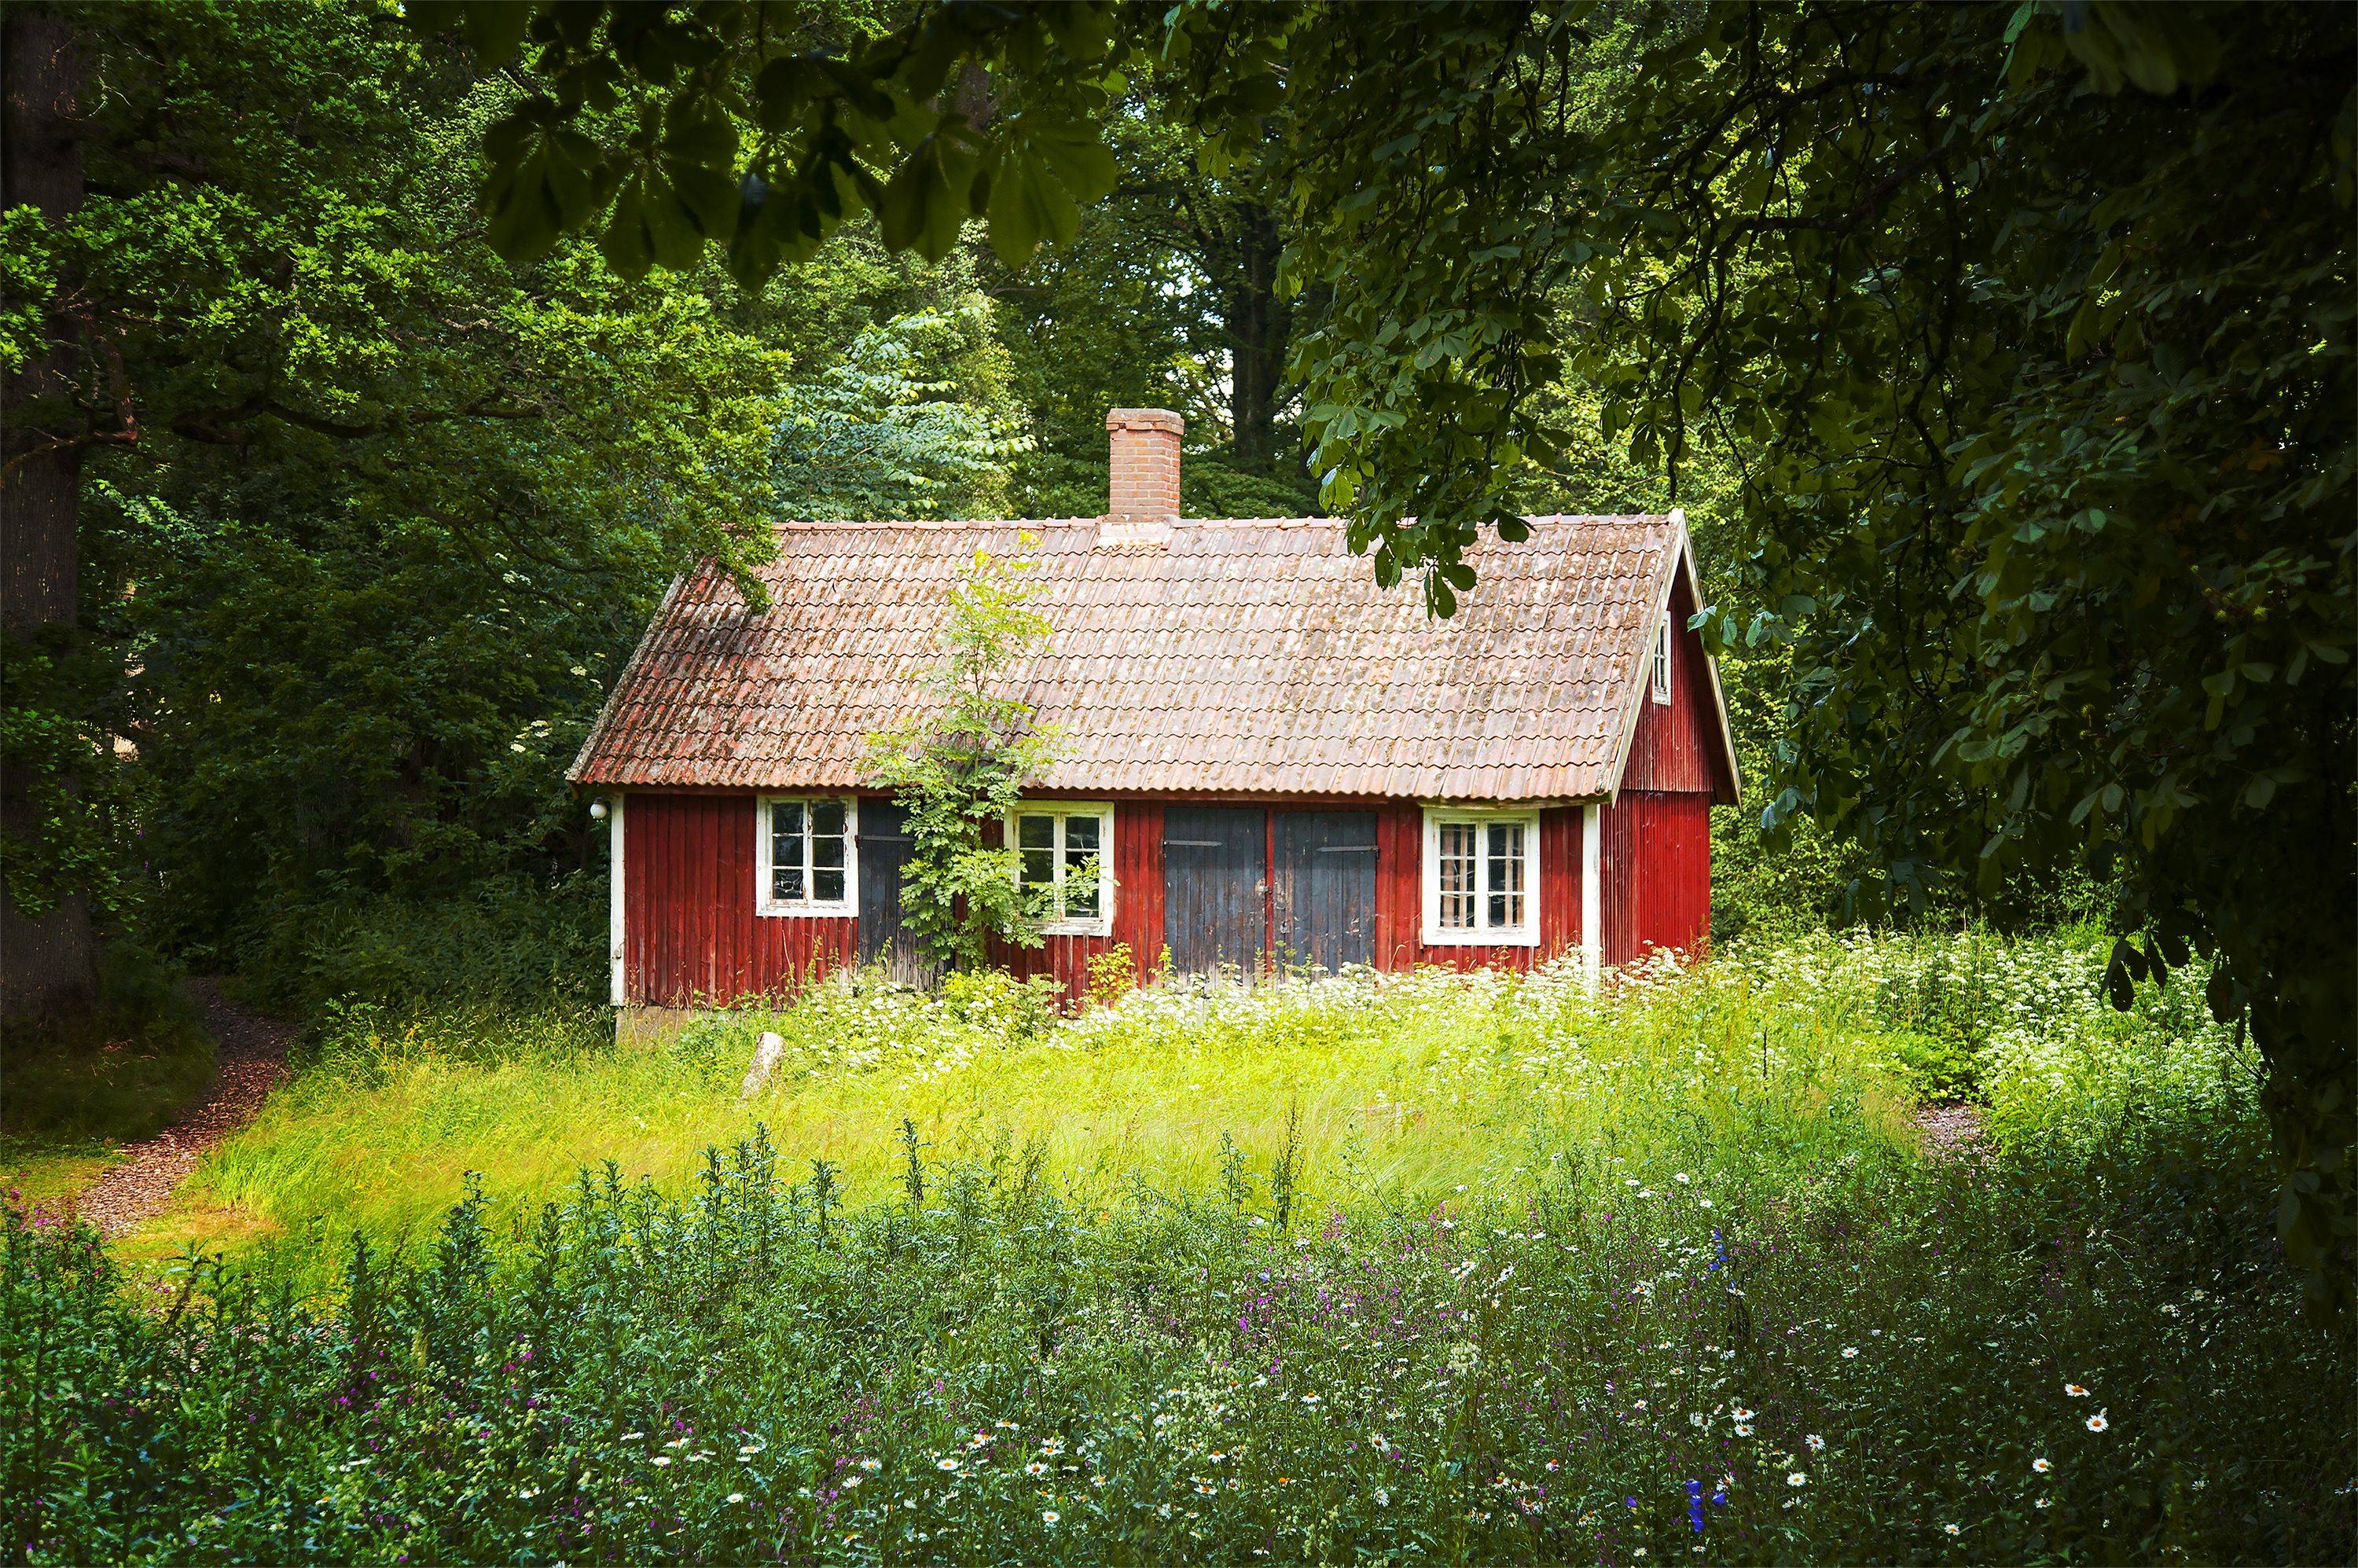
[1651,611,1673,704]
[755,795,859,917]
[1009,802,1115,938]
[1420,806,1541,946]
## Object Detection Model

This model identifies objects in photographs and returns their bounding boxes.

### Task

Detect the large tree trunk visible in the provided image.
[1221,202,1290,473]
[2,6,97,1027]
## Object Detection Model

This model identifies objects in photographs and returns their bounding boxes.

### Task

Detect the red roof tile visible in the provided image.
[569,514,1707,801]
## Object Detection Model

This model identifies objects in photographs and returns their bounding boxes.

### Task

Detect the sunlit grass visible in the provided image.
[161,931,2147,1289]
[26,930,2345,1565]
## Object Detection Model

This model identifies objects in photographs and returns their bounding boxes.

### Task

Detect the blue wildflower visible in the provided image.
[1688,1478,1706,1533]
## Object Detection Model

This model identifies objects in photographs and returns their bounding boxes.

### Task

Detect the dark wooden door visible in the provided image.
[1274,810,1379,971]
[858,801,937,985]
[1161,806,1267,975]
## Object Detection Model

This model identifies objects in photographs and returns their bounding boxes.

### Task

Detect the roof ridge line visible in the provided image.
[769,513,1676,532]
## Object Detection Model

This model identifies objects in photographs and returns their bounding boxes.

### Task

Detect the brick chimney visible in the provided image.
[1101,407,1182,545]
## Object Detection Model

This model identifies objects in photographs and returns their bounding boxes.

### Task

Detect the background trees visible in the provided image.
[411,0,2356,1309]
[4,1,2345,1305]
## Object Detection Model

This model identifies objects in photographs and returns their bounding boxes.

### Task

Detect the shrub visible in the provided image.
[0,943,213,1148]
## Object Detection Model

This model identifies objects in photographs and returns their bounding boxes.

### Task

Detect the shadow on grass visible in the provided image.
[0,946,217,1195]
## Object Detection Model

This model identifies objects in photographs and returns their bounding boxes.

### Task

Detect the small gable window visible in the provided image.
[758,796,856,916]
[1014,804,1114,936]
[1651,612,1673,704]
[1422,807,1539,946]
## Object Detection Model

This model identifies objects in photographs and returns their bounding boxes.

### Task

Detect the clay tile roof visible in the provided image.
[569,513,1699,801]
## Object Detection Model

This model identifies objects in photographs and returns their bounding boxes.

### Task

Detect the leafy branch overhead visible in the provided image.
[410,0,1122,280]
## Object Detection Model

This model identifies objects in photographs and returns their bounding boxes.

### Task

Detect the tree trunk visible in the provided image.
[2,6,98,1027]
[1221,202,1290,473]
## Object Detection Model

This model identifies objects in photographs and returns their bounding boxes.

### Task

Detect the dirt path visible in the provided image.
[72,979,295,1239]
[1915,1099,1988,1159]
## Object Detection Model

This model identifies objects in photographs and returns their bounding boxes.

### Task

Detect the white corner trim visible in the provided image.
[755,795,861,918]
[1418,805,1541,947]
[1581,802,1602,990]
[1011,801,1117,938]
[608,792,626,1008]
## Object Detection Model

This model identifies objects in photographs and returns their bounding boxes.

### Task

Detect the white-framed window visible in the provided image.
[1012,802,1114,937]
[1421,806,1540,946]
[1651,611,1673,704]
[757,795,858,916]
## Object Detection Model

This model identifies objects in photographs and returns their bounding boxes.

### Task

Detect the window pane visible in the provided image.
[1018,814,1055,851]
[811,812,846,905]
[1486,822,1526,930]
[771,802,805,902]
[1020,848,1054,889]
[1062,813,1101,920]
[1437,821,1478,929]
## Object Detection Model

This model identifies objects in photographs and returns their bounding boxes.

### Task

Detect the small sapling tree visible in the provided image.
[865,540,1059,971]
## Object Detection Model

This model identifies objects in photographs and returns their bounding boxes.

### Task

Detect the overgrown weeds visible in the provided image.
[14,930,2339,1562]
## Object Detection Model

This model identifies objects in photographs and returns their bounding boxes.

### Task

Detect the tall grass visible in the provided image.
[14,930,2338,1564]
[183,944,1932,1283]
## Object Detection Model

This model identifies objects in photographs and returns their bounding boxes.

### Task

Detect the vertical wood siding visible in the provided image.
[995,800,1166,997]
[1160,804,1265,974]
[1600,790,1713,967]
[1273,810,1381,969]
[623,791,857,1006]
[1620,576,1735,798]
[1371,802,1584,972]
[623,791,1624,1006]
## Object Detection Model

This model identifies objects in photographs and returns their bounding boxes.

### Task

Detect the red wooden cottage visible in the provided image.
[570,408,1739,1010]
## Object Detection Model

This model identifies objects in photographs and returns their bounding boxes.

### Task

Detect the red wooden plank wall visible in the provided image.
[1620,576,1730,797]
[623,791,855,1006]
[1600,790,1712,967]
[624,791,1622,1006]
[994,799,1166,996]
[1372,802,1583,973]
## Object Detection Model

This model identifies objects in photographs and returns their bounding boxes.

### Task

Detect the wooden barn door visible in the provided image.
[1275,810,1379,971]
[857,801,937,985]
[1161,806,1266,975]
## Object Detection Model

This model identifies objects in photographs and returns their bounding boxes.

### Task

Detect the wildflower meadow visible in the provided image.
[6,931,2352,1563]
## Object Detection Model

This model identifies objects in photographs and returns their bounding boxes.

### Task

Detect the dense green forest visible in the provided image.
[0,0,1740,1025]
[3,0,2350,1303]
[0,2,1331,1020]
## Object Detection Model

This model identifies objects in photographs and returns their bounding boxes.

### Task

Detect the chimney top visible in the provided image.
[1101,406,1184,545]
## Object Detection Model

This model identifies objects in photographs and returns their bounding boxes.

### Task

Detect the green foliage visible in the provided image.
[7,6,1086,1015]
[1566,2,2356,1308]
[773,296,1033,521]
[1007,449,1313,520]
[1185,0,2358,1308]
[0,637,139,925]
[0,944,213,1148]
[411,1,1126,281]
[864,544,1057,970]
[11,935,2350,1563]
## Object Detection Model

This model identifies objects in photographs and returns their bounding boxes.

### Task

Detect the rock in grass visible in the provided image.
[740,1032,786,1100]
